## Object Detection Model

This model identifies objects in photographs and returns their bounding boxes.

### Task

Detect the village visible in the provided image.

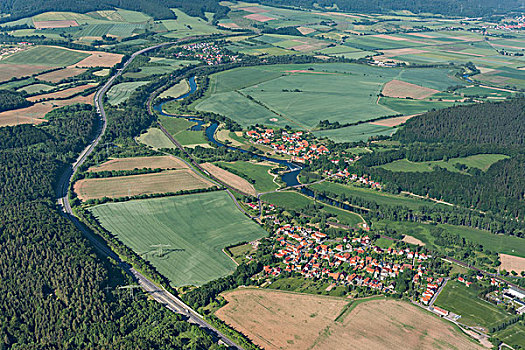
[173,42,240,65]
[0,42,33,60]
[245,127,329,163]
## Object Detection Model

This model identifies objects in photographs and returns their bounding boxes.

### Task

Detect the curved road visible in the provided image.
[56,40,243,350]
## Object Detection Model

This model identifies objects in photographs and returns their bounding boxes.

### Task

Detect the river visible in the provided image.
[153,76,302,187]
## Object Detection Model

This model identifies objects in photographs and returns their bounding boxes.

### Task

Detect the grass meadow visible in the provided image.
[377,154,509,173]
[89,192,267,286]
[106,81,150,105]
[0,46,89,66]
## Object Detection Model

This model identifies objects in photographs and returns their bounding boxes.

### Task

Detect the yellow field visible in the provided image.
[74,170,215,200]
[216,289,482,350]
[88,156,188,172]
[201,163,256,196]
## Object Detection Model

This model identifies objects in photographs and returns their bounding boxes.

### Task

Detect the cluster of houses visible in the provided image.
[173,42,240,65]
[324,168,382,189]
[420,277,444,305]
[0,42,33,60]
[263,223,438,295]
[245,128,329,163]
[495,15,525,30]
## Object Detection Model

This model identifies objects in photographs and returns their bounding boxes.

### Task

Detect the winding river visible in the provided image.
[153,76,302,187]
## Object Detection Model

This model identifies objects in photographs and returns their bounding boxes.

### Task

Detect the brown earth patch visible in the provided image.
[88,156,188,172]
[373,34,410,41]
[500,254,525,274]
[27,84,94,102]
[219,22,241,29]
[0,93,94,127]
[382,79,439,99]
[74,169,214,201]
[402,234,425,246]
[72,52,123,68]
[240,6,269,13]
[243,14,275,22]
[0,64,49,82]
[371,114,419,127]
[36,67,87,83]
[297,26,316,35]
[201,163,256,196]
[216,289,481,350]
[33,20,79,29]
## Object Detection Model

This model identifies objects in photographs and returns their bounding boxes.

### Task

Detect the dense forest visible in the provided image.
[356,98,525,228]
[0,89,30,112]
[0,0,229,22]
[0,104,226,348]
[256,0,522,17]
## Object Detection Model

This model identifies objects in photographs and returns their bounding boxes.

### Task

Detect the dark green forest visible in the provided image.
[357,99,525,231]
[0,89,30,112]
[0,104,226,349]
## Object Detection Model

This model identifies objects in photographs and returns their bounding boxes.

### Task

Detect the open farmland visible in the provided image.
[74,169,214,200]
[195,63,464,134]
[0,64,49,82]
[499,254,525,274]
[381,79,439,99]
[0,46,89,66]
[377,154,509,173]
[200,163,257,196]
[88,192,267,286]
[434,280,512,331]
[216,289,481,350]
[137,127,176,150]
[159,79,190,99]
[27,84,94,102]
[36,67,87,83]
[216,160,278,193]
[88,156,188,172]
[106,81,150,105]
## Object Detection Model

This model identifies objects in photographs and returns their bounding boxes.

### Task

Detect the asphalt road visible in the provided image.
[56,40,243,350]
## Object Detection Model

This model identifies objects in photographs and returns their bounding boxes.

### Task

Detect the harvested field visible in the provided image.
[201,163,256,196]
[240,6,269,13]
[406,33,434,38]
[27,84,93,102]
[218,22,241,29]
[243,14,275,22]
[373,34,411,42]
[403,235,425,246]
[36,67,87,83]
[74,169,214,200]
[370,114,417,127]
[500,254,525,274]
[72,51,123,68]
[382,79,439,99]
[0,93,94,126]
[216,289,481,350]
[33,20,78,29]
[0,64,49,82]
[88,156,188,172]
[297,26,315,35]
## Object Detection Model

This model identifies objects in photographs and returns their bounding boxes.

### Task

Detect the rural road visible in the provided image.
[56,40,243,350]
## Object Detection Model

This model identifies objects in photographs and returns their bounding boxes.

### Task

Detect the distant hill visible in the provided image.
[0,0,229,22]
[256,0,522,17]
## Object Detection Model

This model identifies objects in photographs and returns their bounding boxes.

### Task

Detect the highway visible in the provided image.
[56,40,243,350]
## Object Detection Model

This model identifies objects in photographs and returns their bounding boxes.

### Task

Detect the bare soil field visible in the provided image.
[27,84,93,102]
[89,156,188,172]
[371,114,418,127]
[0,93,94,126]
[500,254,525,274]
[243,14,275,22]
[36,67,87,83]
[216,289,482,350]
[402,234,425,246]
[33,20,79,29]
[240,6,270,13]
[382,79,439,99]
[72,52,123,68]
[0,64,49,82]
[74,169,214,201]
[219,22,241,29]
[297,27,316,35]
[201,163,256,196]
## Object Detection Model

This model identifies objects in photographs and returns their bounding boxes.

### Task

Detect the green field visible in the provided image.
[160,9,225,38]
[309,181,444,210]
[159,79,190,99]
[137,127,176,150]
[372,220,525,258]
[261,191,363,226]
[434,280,512,330]
[217,161,278,193]
[493,322,525,348]
[378,154,509,173]
[195,63,464,135]
[106,81,150,105]
[0,46,89,66]
[89,192,267,286]
[17,83,55,94]
[158,115,207,146]
[314,123,395,143]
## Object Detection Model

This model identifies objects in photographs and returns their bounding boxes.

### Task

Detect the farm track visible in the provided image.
[56,38,243,350]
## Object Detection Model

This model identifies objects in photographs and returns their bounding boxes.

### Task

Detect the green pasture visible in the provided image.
[216,161,278,193]
[493,322,525,348]
[17,83,55,94]
[137,127,176,150]
[377,154,509,173]
[0,46,89,66]
[89,192,267,286]
[157,116,207,146]
[314,123,394,143]
[434,280,512,330]
[379,97,465,115]
[159,79,190,99]
[261,191,363,226]
[161,9,225,38]
[106,81,150,106]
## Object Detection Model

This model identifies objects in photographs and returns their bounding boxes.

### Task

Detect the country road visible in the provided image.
[56,39,243,350]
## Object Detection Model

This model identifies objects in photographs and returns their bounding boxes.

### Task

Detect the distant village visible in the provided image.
[0,42,33,60]
[173,42,240,65]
